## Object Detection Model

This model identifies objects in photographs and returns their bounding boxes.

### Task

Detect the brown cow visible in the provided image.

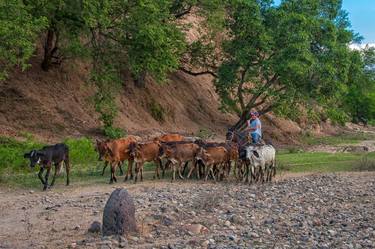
[159,142,200,182]
[153,134,185,176]
[129,141,162,183]
[102,135,139,183]
[195,146,228,181]
[153,134,185,143]
[95,139,124,176]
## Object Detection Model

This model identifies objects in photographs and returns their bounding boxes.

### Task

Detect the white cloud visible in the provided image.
[349,43,375,50]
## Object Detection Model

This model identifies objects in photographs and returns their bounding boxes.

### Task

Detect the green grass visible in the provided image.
[277,151,375,173]
[301,132,375,146]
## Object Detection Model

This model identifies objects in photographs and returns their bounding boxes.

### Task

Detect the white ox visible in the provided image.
[244,145,276,183]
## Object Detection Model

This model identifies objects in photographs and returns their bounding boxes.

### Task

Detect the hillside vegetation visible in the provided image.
[0,0,374,141]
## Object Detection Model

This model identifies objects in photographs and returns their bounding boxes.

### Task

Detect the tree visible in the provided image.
[23,0,87,71]
[215,0,356,130]
[343,46,375,125]
[0,0,47,79]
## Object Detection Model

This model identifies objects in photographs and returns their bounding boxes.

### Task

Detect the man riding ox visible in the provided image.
[245,111,262,144]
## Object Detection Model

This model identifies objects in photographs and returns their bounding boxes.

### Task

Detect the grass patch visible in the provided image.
[301,132,375,146]
[277,151,375,173]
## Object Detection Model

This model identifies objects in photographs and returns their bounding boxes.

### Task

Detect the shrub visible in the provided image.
[103,126,125,139]
[196,128,215,139]
[149,101,165,122]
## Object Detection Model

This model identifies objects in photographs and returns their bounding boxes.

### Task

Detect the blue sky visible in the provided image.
[342,0,375,44]
[273,0,375,44]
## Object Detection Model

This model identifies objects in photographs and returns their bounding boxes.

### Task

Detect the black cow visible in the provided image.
[24,143,70,190]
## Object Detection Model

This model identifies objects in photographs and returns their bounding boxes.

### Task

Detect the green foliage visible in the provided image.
[63,137,97,165]
[103,126,125,139]
[326,107,349,125]
[215,0,358,119]
[149,101,165,122]
[196,128,215,139]
[0,136,43,174]
[0,0,47,79]
[342,47,375,124]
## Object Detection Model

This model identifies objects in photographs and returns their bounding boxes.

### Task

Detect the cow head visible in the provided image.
[24,150,45,168]
[128,142,138,158]
[95,139,109,161]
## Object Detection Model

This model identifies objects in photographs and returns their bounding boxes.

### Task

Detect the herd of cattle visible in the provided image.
[24,133,276,190]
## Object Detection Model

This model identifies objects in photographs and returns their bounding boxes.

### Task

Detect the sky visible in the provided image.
[273,0,375,46]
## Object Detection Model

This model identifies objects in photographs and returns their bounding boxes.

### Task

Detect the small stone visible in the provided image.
[185,224,208,234]
[202,240,210,247]
[88,221,101,233]
[328,230,337,236]
[68,242,77,249]
[313,218,322,226]
[224,221,231,227]
[29,190,34,194]
[73,225,80,231]
[250,232,259,238]
[229,235,236,241]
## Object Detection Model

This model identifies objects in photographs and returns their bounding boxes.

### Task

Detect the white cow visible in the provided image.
[245,145,276,183]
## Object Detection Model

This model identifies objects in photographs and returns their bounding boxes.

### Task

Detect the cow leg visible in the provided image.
[38,167,46,185]
[43,166,51,191]
[171,163,176,182]
[109,163,114,184]
[118,162,124,176]
[204,165,211,181]
[187,161,196,179]
[50,163,59,187]
[178,162,185,180]
[134,163,140,184]
[154,159,161,179]
[162,160,169,178]
[181,162,188,177]
[196,160,200,180]
[139,163,144,182]
[64,158,70,186]
[101,161,108,176]
[113,162,117,183]
[242,162,248,183]
[124,160,131,181]
[211,167,216,182]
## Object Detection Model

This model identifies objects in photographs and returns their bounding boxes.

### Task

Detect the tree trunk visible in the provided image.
[133,71,146,88]
[41,28,57,71]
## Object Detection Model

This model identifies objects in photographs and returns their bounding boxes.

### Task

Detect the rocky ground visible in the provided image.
[0,172,374,249]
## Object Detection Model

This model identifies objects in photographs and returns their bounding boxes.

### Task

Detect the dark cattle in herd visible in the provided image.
[24,143,70,190]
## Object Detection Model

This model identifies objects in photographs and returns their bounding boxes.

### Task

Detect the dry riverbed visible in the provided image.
[0,172,374,249]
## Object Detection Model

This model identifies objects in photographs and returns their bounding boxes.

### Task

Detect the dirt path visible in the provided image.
[1,172,374,249]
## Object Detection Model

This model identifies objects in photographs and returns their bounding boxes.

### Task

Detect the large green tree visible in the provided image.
[215,0,357,130]
[0,0,47,79]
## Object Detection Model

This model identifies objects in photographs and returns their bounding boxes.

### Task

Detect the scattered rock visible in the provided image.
[102,188,137,236]
[88,221,101,233]
[185,224,208,234]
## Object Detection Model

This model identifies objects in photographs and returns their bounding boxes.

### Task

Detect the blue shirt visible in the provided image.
[248,118,262,136]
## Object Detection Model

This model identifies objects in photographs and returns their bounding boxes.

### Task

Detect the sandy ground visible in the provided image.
[0,172,374,249]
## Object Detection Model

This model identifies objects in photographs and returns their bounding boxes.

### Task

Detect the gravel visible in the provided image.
[1,173,374,249]
[69,173,375,249]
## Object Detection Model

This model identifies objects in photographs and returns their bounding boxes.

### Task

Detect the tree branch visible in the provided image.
[179,66,217,78]
[174,5,193,19]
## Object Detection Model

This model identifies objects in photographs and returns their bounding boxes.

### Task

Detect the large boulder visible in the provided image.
[102,188,137,236]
